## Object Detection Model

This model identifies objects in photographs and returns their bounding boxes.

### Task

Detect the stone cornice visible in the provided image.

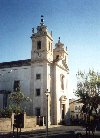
[0,58,69,73]
[31,32,53,41]
[53,62,69,72]
[31,59,53,64]
[53,59,69,72]
[31,58,69,72]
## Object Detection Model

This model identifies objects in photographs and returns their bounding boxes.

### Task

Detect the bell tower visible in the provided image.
[31,15,53,63]
[53,37,68,69]
[30,16,53,123]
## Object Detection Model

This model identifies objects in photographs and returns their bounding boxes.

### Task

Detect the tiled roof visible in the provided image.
[0,59,31,69]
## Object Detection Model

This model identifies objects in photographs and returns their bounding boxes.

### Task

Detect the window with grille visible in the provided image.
[36,74,41,80]
[36,89,40,96]
[13,80,20,91]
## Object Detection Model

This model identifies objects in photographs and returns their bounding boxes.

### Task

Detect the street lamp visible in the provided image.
[45,89,50,138]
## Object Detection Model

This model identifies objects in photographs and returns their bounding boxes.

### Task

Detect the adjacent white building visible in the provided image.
[69,99,83,119]
[0,17,69,125]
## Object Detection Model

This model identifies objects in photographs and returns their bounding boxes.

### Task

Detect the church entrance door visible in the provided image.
[62,104,65,120]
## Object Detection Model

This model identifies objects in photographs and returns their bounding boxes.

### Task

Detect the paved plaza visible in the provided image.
[0,125,82,133]
[0,125,100,138]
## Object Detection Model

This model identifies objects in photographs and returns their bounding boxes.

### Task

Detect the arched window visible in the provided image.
[37,41,41,49]
[60,74,64,90]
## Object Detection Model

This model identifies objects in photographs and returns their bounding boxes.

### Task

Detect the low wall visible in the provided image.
[0,118,11,131]
[0,113,36,131]
[25,116,36,128]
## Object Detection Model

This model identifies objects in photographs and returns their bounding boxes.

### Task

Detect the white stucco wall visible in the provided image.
[31,63,44,115]
[0,66,31,110]
[53,63,69,124]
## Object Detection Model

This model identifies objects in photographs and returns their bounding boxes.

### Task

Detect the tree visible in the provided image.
[9,89,31,114]
[75,70,100,117]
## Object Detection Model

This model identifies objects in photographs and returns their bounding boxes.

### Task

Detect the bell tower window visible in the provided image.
[49,41,50,50]
[37,41,41,50]
[56,55,59,59]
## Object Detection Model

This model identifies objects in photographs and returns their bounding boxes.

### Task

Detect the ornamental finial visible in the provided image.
[58,37,60,43]
[40,15,44,25]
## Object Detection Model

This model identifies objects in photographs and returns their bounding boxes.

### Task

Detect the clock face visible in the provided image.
[34,50,42,58]
[37,52,42,57]
[33,50,45,59]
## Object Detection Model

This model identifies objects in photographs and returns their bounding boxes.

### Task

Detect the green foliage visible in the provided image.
[9,91,30,106]
[75,69,100,116]
[0,107,12,118]
[9,90,31,113]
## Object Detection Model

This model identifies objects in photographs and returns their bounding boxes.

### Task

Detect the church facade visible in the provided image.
[0,17,69,125]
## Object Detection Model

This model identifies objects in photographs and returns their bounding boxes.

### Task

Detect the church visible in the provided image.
[0,16,69,125]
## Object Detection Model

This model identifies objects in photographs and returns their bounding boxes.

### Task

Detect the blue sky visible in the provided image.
[0,0,100,98]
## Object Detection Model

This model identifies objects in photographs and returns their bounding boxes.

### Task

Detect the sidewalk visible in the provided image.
[0,125,83,133]
[17,125,84,132]
[1,125,100,138]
